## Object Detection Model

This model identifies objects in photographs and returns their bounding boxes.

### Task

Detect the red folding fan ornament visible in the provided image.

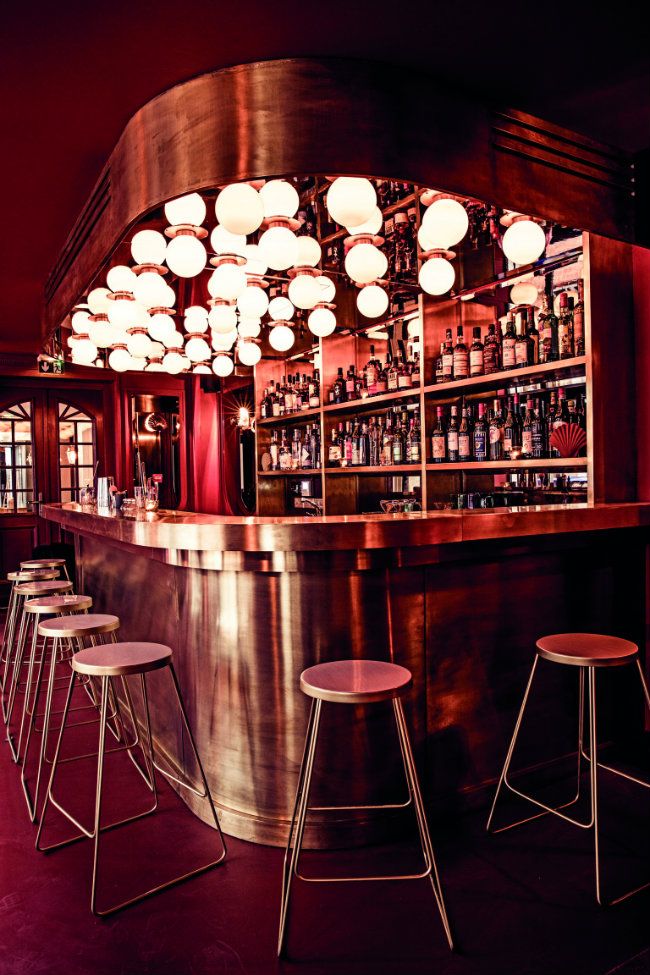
[549,422,587,458]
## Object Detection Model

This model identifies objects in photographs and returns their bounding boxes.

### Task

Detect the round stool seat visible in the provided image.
[72,642,172,677]
[21,558,67,570]
[25,594,92,615]
[300,659,413,704]
[536,633,638,668]
[8,570,58,583]
[15,580,73,597]
[38,614,120,640]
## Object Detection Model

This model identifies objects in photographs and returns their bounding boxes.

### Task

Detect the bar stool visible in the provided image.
[36,641,227,916]
[18,595,93,820]
[487,632,650,905]
[5,580,74,755]
[21,558,71,581]
[277,659,454,958]
[1,569,60,704]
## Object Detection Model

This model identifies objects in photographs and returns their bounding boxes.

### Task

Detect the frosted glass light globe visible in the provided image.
[107,296,137,328]
[158,281,177,309]
[326,177,377,228]
[510,281,539,305]
[149,341,165,358]
[260,179,299,219]
[164,329,185,349]
[165,235,206,277]
[184,304,209,324]
[296,236,321,267]
[212,329,238,351]
[208,264,247,300]
[316,275,336,303]
[357,284,389,319]
[208,304,238,333]
[288,273,320,310]
[72,338,98,365]
[185,335,211,362]
[145,359,164,372]
[237,341,261,366]
[237,286,269,319]
[215,183,264,235]
[417,222,437,252]
[210,224,247,257]
[269,324,295,352]
[344,243,387,284]
[346,205,383,236]
[129,357,148,372]
[106,265,137,294]
[308,306,336,337]
[164,193,206,227]
[184,309,209,333]
[419,256,456,295]
[88,321,113,347]
[238,318,261,338]
[258,226,299,270]
[148,312,176,344]
[131,229,167,266]
[407,316,422,338]
[268,295,294,321]
[213,354,234,377]
[502,219,546,265]
[243,243,267,277]
[108,347,132,372]
[126,331,153,358]
[421,197,469,248]
[133,272,165,309]
[87,287,111,315]
[192,363,212,374]
[162,350,185,374]
[71,310,91,333]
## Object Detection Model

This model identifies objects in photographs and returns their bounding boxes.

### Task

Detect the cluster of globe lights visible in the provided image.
[68,176,546,374]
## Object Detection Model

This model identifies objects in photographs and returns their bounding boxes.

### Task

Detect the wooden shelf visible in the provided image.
[326,464,419,475]
[426,458,588,472]
[257,406,321,426]
[323,386,421,415]
[258,469,321,477]
[422,357,587,397]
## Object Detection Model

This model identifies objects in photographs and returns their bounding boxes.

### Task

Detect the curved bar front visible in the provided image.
[41,503,650,847]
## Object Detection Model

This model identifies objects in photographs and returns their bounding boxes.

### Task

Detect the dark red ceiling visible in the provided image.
[2,0,648,354]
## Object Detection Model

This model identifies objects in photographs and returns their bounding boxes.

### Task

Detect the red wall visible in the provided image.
[634,246,650,500]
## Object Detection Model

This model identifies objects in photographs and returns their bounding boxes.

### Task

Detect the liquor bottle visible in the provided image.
[358,421,370,466]
[442,329,454,382]
[488,398,503,460]
[343,421,353,466]
[458,407,472,462]
[473,402,488,462]
[538,287,559,363]
[573,279,585,356]
[271,381,281,417]
[501,314,517,369]
[328,424,343,466]
[446,405,460,462]
[407,414,421,464]
[483,324,500,374]
[285,375,295,414]
[435,342,445,384]
[363,345,380,395]
[531,400,546,458]
[351,419,361,466]
[369,417,380,466]
[375,358,388,395]
[392,412,404,464]
[527,307,540,365]
[269,430,280,470]
[514,310,530,367]
[345,365,357,401]
[291,429,301,469]
[332,367,346,404]
[410,350,421,386]
[558,292,574,359]
[398,353,413,389]
[300,428,312,468]
[452,326,469,380]
[310,424,320,467]
[386,353,400,392]
[381,414,393,466]
[308,370,320,408]
[431,407,447,463]
[469,327,484,377]
[521,399,534,458]
[503,397,522,459]
[260,387,270,419]
[279,430,292,470]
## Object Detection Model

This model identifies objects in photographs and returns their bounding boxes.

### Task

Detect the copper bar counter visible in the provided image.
[40,502,650,847]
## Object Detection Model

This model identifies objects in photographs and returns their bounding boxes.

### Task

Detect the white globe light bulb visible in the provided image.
[146,360,165,372]
[419,256,456,295]
[502,219,546,265]
[308,306,337,337]
[130,229,167,266]
[148,313,176,344]
[108,347,132,372]
[164,193,206,227]
[88,322,113,347]
[185,335,211,362]
[133,271,169,309]
[315,275,336,303]
[259,179,299,219]
[258,226,299,271]
[165,235,206,278]
[288,273,321,310]
[159,281,177,309]
[162,350,185,374]
[268,324,295,352]
[212,329,238,351]
[192,363,211,374]
[107,297,136,328]
[87,287,111,315]
[344,242,387,285]
[212,354,234,377]
[421,197,469,248]
[238,318,261,338]
[268,295,294,321]
[326,177,377,228]
[130,357,148,372]
[346,205,383,236]
[237,341,262,366]
[215,183,264,235]
[357,284,389,319]
[510,281,539,305]
[72,338,98,365]
[71,310,91,333]
[126,331,153,358]
[207,264,247,301]
[417,222,437,252]
[210,224,248,257]
[106,265,137,294]
[149,341,165,357]
[295,235,322,267]
[164,329,185,349]
[407,316,422,338]
[243,243,267,277]
[237,286,269,319]
[208,304,238,333]
[184,305,209,326]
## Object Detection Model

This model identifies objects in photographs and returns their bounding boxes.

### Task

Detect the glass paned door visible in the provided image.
[0,401,34,512]
[58,402,96,502]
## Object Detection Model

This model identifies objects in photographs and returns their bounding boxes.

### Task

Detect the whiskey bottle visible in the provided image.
[558,292,574,359]
[431,407,447,463]
[469,327,484,377]
[483,324,500,374]
[573,279,585,356]
[501,314,517,369]
[279,430,292,470]
[453,326,469,380]
[328,425,342,467]
[363,345,381,395]
[442,329,454,382]
[514,310,530,367]
[538,288,559,363]
[345,365,357,401]
[386,353,400,392]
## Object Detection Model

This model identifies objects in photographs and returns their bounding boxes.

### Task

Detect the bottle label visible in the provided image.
[393,443,403,463]
[483,346,499,373]
[398,374,412,389]
[522,430,533,455]
[442,353,454,379]
[280,453,291,470]
[453,350,469,378]
[408,443,421,463]
[272,403,281,417]
[489,426,501,445]
[387,372,398,391]
[504,434,513,455]
[473,431,487,461]
[270,446,279,469]
[502,339,516,367]
[470,350,484,375]
[329,445,341,463]
[309,395,319,408]
[375,378,387,394]
[447,431,459,453]
[432,436,446,460]
[458,433,471,459]
[573,309,584,353]
[515,343,529,366]
[351,443,360,466]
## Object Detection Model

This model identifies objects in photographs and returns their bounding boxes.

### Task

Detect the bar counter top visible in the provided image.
[42,501,650,555]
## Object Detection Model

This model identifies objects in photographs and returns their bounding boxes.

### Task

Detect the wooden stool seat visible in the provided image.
[72,642,173,677]
[38,614,120,640]
[25,594,92,615]
[300,659,412,704]
[15,581,73,597]
[8,570,58,583]
[21,559,67,570]
[536,633,638,668]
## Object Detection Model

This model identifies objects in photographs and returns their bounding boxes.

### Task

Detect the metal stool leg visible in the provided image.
[16,615,42,762]
[6,601,29,754]
[0,586,18,692]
